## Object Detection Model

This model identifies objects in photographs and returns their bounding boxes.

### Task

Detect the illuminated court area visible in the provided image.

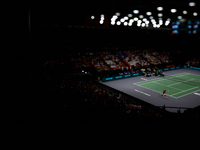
[100,69,200,113]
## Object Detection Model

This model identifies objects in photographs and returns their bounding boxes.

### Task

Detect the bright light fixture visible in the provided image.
[124,16,128,20]
[158,13,163,17]
[111,21,115,25]
[137,20,142,24]
[193,12,198,16]
[128,14,133,17]
[149,16,154,19]
[139,15,144,19]
[157,7,163,11]
[178,16,182,19]
[100,20,103,24]
[91,16,95,19]
[134,17,138,21]
[129,19,134,22]
[117,21,121,25]
[133,10,139,14]
[156,24,160,28]
[124,22,128,26]
[183,10,187,14]
[189,2,195,7]
[115,12,120,16]
[146,12,152,16]
[171,9,177,13]
[145,20,149,24]
[120,18,125,22]
[143,18,147,22]
[141,23,145,27]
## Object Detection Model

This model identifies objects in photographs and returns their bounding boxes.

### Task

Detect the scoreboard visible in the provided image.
[172,20,200,34]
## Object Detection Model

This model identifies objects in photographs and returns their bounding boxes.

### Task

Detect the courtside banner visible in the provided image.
[102,72,141,82]
[102,65,188,82]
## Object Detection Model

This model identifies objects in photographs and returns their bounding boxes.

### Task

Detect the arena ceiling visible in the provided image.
[33,0,200,27]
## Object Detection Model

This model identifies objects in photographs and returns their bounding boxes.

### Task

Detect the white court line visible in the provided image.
[133,83,177,99]
[134,72,186,84]
[151,81,182,91]
[171,86,200,96]
[133,72,200,99]
[134,89,151,96]
[137,74,197,87]
[141,78,148,81]
[175,89,200,99]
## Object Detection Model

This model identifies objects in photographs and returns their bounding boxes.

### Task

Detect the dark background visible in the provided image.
[3,1,200,147]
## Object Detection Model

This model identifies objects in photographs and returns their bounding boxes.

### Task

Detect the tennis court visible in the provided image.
[134,73,200,98]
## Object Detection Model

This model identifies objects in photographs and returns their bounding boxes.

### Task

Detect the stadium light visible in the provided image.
[139,15,144,19]
[159,20,163,25]
[158,13,163,17]
[134,17,138,21]
[156,24,160,28]
[91,16,95,19]
[193,12,198,16]
[149,16,154,19]
[178,16,182,19]
[116,21,121,25]
[129,19,134,22]
[142,18,147,22]
[137,20,142,24]
[111,21,115,25]
[124,16,129,20]
[120,18,125,22]
[141,23,145,27]
[146,12,152,16]
[115,12,120,16]
[189,2,195,7]
[145,20,149,24]
[133,10,139,14]
[112,15,118,19]
[165,21,170,26]
[167,18,171,21]
[183,10,187,14]
[171,9,177,13]
[124,22,128,26]
[157,7,163,11]
[128,14,133,17]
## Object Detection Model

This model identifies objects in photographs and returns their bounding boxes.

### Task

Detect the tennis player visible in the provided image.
[159,90,169,98]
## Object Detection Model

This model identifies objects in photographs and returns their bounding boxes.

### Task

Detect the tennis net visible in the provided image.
[163,74,200,87]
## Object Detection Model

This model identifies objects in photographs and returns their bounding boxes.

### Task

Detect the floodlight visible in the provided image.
[157,7,163,11]
[124,22,128,26]
[133,10,139,14]
[183,10,187,14]
[189,2,195,7]
[134,17,138,21]
[117,21,121,25]
[158,13,163,17]
[171,9,177,13]
[139,15,144,18]
[128,14,133,17]
[146,12,152,16]
[193,12,198,16]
